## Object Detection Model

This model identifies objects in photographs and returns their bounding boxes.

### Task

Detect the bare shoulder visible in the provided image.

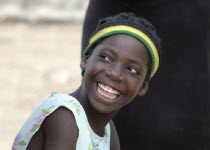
[110,120,120,150]
[43,107,78,149]
[28,107,78,150]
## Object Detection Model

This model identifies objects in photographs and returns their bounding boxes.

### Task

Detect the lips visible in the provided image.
[97,82,121,100]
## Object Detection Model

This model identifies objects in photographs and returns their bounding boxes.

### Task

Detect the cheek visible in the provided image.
[84,61,103,84]
[127,78,142,94]
[85,65,98,78]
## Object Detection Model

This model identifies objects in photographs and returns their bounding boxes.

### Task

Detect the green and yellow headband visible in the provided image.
[83,24,159,80]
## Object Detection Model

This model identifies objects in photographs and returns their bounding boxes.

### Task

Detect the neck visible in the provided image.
[70,85,119,136]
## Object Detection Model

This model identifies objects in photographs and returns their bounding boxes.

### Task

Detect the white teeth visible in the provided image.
[105,86,109,92]
[97,87,117,100]
[97,82,121,100]
[98,83,120,95]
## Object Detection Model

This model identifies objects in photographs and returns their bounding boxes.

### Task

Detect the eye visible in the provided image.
[99,54,111,61]
[127,66,139,74]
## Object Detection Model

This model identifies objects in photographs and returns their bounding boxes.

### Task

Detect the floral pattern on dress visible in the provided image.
[65,99,81,115]
[31,105,54,132]
[88,143,93,150]
[105,132,109,143]
[12,133,26,150]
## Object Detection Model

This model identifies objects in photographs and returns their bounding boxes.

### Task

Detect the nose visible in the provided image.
[106,63,124,81]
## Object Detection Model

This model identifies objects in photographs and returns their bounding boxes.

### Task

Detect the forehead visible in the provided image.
[92,34,150,65]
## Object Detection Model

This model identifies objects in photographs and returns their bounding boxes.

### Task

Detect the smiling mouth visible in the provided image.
[97,82,121,100]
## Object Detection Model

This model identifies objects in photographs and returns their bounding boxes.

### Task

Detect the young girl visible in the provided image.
[12,12,161,150]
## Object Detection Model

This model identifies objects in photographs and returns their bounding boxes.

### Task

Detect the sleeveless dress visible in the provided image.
[12,93,111,150]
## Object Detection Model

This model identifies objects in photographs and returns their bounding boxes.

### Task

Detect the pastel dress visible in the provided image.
[12,93,111,150]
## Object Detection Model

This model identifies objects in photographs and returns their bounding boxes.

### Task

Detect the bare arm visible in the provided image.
[43,107,79,150]
[27,107,79,150]
[110,120,120,150]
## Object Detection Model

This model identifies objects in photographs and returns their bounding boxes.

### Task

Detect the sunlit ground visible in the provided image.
[0,22,82,149]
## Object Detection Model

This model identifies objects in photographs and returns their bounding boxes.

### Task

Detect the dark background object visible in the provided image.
[82,0,210,149]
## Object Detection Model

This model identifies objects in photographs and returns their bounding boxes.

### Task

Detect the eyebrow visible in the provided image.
[102,48,118,57]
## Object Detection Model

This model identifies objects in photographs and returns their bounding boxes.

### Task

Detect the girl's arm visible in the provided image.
[110,120,120,150]
[27,107,79,150]
[43,107,79,150]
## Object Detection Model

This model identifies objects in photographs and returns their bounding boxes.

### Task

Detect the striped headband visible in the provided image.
[83,23,159,80]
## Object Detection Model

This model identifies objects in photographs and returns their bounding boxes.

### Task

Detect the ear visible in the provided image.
[137,81,149,96]
[80,55,89,70]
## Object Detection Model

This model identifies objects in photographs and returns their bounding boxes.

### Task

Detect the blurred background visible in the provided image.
[0,0,88,149]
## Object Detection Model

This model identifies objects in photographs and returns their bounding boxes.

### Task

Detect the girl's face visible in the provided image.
[81,34,150,113]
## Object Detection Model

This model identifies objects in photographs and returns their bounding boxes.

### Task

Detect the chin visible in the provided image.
[90,101,120,114]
